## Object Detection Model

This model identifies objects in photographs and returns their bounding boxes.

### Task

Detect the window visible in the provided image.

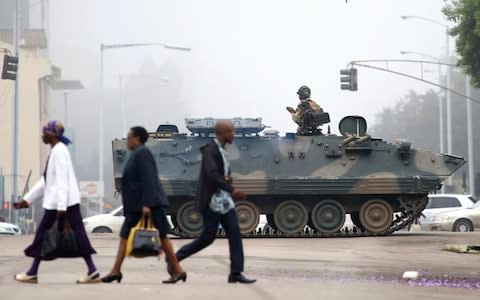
[429,197,461,209]
[114,208,124,216]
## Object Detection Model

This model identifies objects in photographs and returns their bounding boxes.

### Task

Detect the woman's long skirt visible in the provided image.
[24,204,96,259]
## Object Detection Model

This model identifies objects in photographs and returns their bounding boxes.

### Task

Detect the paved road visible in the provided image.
[1,232,480,300]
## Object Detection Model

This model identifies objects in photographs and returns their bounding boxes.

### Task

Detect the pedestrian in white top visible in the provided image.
[13,120,100,284]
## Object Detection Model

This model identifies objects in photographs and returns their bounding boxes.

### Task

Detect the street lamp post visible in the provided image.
[98,42,191,209]
[51,80,84,130]
[63,91,69,128]
[400,51,444,155]
[401,15,454,186]
[465,75,475,196]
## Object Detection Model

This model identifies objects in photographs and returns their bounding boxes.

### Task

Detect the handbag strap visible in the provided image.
[143,216,150,229]
[138,216,154,229]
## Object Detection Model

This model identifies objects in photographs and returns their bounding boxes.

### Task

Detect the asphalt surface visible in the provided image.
[1,232,480,300]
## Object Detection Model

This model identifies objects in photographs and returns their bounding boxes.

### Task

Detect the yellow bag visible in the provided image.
[126,216,161,258]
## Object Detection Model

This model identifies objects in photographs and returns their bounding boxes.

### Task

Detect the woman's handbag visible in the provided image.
[41,216,80,260]
[126,216,160,258]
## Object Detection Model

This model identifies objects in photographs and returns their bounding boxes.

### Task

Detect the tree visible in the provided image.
[371,74,480,195]
[443,0,480,87]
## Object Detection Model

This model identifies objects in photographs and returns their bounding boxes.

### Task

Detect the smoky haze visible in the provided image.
[42,0,450,203]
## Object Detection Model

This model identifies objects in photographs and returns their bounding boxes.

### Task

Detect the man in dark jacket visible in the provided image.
[172,120,256,284]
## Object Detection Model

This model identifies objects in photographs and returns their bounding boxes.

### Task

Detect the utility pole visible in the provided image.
[466,75,475,196]
[445,31,453,186]
[10,0,21,223]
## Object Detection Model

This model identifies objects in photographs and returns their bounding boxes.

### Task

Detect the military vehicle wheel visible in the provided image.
[359,199,393,233]
[266,214,278,230]
[350,212,366,231]
[310,200,346,233]
[235,201,260,234]
[176,201,203,236]
[273,200,308,234]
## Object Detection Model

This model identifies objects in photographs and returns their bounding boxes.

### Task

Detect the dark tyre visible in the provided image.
[176,201,203,236]
[273,200,308,234]
[453,219,474,232]
[359,199,393,233]
[310,200,346,233]
[92,226,113,233]
[235,201,260,234]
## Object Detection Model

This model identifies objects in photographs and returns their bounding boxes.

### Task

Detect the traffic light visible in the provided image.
[2,54,19,80]
[340,68,358,91]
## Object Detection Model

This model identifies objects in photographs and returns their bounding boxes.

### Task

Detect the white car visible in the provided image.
[0,222,22,235]
[421,194,476,230]
[428,200,480,232]
[83,206,125,234]
[83,206,175,234]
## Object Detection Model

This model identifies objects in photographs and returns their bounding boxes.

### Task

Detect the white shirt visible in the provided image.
[24,142,81,211]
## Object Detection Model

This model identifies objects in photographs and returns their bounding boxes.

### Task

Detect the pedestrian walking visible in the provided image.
[169,120,256,284]
[101,126,185,284]
[13,120,100,284]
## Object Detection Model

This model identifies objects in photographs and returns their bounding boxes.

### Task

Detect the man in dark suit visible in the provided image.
[171,120,256,284]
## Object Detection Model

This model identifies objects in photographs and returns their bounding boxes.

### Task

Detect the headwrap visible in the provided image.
[43,120,72,145]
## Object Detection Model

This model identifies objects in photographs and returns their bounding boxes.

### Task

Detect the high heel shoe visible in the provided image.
[162,272,187,284]
[101,272,123,283]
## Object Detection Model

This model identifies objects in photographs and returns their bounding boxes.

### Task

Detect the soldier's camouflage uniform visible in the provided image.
[290,99,323,135]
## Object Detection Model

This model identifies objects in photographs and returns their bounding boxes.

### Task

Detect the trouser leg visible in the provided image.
[176,208,220,261]
[221,209,244,274]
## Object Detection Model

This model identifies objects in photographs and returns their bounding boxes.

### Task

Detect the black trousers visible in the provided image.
[176,207,244,274]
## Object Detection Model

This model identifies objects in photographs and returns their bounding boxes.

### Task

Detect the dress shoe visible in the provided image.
[14,273,38,284]
[101,272,123,283]
[77,271,101,284]
[228,273,256,284]
[162,272,187,284]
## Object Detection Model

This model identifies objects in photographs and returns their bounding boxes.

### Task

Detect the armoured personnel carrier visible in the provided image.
[112,114,465,238]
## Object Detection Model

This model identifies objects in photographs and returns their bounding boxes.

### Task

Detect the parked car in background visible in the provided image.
[0,222,22,235]
[421,194,476,230]
[427,200,480,232]
[83,206,175,234]
[83,206,125,234]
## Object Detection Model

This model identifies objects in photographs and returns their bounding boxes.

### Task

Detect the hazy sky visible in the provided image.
[44,0,450,134]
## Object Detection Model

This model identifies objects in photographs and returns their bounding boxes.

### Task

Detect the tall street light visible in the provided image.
[401,15,454,186]
[51,79,84,129]
[465,75,475,196]
[400,51,444,155]
[98,42,191,209]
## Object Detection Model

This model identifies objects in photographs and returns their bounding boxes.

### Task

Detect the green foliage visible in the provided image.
[371,90,441,151]
[371,70,480,193]
[443,0,480,87]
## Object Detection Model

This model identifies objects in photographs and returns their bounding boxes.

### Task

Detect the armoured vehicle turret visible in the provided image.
[112,114,465,238]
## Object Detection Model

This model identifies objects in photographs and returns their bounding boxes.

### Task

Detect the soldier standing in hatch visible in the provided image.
[286,85,323,135]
